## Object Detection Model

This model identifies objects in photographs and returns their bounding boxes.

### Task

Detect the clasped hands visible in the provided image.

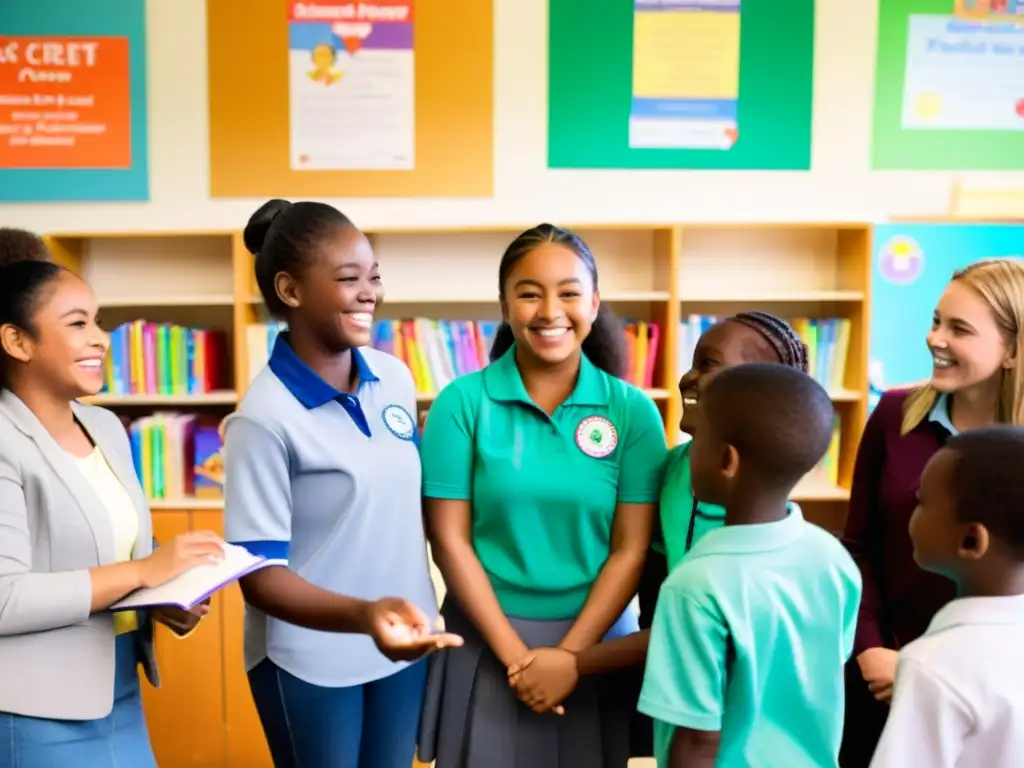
[507,646,579,716]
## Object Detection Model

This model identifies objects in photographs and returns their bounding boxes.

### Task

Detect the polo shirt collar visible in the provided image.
[483,344,608,407]
[268,333,379,410]
[929,392,959,436]
[689,503,805,556]
[927,594,1024,635]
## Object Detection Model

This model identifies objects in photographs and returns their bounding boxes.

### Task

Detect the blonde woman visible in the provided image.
[840,257,1024,766]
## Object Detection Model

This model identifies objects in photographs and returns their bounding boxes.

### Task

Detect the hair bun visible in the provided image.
[243,199,292,256]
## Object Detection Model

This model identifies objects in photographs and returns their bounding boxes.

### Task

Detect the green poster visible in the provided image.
[547,0,815,171]
[873,1,1024,170]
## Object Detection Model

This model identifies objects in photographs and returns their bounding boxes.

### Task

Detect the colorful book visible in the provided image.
[678,314,851,392]
[245,318,663,395]
[128,413,222,502]
[104,322,228,396]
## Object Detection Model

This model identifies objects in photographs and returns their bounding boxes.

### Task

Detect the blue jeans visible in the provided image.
[0,633,156,768]
[249,658,428,768]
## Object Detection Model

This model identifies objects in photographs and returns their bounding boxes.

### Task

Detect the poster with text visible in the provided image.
[288,0,414,171]
[869,223,1024,410]
[0,0,147,202]
[872,0,1024,170]
[548,0,814,170]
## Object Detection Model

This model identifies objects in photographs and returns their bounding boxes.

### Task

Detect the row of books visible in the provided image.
[245,318,662,393]
[126,413,224,501]
[678,315,852,393]
[103,321,229,397]
[677,416,841,488]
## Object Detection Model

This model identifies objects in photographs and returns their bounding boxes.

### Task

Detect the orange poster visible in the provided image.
[0,36,131,169]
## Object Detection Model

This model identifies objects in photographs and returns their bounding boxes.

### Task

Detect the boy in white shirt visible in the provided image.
[871,426,1024,768]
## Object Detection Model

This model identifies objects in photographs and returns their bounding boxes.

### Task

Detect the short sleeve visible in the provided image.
[841,558,864,661]
[421,382,476,500]
[638,584,728,732]
[223,414,292,561]
[617,390,668,503]
[870,657,971,768]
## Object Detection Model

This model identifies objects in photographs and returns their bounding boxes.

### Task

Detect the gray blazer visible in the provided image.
[0,390,157,720]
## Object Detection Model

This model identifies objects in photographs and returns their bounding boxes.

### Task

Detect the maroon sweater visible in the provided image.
[842,389,957,655]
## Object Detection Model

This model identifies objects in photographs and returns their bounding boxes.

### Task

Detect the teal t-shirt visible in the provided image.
[420,346,668,620]
[639,505,862,768]
[659,442,726,571]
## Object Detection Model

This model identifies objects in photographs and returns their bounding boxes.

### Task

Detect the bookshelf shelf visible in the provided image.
[80,391,239,406]
[679,290,865,303]
[829,388,863,403]
[100,294,236,308]
[792,480,851,503]
[149,497,225,510]
[414,387,672,404]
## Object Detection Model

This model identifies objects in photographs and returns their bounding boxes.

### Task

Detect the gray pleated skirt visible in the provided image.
[417,597,639,768]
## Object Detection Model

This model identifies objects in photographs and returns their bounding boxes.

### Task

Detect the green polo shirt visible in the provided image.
[421,346,668,620]
[660,442,726,571]
[639,505,862,767]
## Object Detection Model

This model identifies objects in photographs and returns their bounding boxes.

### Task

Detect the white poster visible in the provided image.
[288,1,415,170]
[902,15,1024,131]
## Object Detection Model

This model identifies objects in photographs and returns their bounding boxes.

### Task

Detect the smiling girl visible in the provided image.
[841,257,1024,767]
[417,224,668,768]
[223,199,460,768]
[503,311,812,756]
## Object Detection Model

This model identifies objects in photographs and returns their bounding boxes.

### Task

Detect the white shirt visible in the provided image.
[871,594,1024,768]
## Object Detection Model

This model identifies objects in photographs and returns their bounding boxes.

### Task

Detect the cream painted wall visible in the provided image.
[1,0,1021,233]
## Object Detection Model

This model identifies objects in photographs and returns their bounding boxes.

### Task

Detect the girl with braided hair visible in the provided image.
[506,311,812,758]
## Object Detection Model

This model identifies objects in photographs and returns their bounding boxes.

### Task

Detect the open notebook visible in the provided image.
[111,542,286,612]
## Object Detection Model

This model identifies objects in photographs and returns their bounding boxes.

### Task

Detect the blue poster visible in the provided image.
[869,222,1024,408]
[0,0,148,202]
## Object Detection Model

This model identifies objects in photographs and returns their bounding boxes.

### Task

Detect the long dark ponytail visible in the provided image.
[489,224,627,378]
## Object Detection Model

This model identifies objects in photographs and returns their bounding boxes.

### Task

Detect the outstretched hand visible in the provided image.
[508,647,578,715]
[366,597,463,662]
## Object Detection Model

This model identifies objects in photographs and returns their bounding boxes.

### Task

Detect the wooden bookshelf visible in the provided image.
[43,222,872,767]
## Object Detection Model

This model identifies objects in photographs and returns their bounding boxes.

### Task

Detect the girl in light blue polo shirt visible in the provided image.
[417,224,669,768]
[224,199,460,768]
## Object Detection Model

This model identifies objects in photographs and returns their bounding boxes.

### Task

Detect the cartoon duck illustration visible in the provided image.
[308,43,343,85]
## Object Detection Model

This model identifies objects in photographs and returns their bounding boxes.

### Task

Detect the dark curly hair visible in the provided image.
[489,224,627,378]
[0,227,50,267]
[729,311,809,373]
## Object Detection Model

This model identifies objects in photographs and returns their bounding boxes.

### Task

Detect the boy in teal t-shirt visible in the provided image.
[639,364,861,767]
[566,313,817,759]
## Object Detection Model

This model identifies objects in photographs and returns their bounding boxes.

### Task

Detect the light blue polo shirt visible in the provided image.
[223,334,438,688]
[639,505,862,768]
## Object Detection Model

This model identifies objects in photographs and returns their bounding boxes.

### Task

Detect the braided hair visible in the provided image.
[729,311,809,373]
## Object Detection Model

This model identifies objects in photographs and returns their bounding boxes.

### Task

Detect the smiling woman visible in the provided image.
[0,242,227,768]
[840,256,1024,767]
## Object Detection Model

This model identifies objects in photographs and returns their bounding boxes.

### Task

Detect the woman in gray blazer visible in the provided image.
[0,252,226,768]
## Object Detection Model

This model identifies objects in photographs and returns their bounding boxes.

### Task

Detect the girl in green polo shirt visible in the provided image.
[508,311,812,757]
[417,224,668,768]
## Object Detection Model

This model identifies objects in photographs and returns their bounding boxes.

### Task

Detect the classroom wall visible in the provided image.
[1,0,1021,233]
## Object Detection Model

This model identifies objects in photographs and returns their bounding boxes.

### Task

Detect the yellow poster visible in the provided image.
[629,0,741,150]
